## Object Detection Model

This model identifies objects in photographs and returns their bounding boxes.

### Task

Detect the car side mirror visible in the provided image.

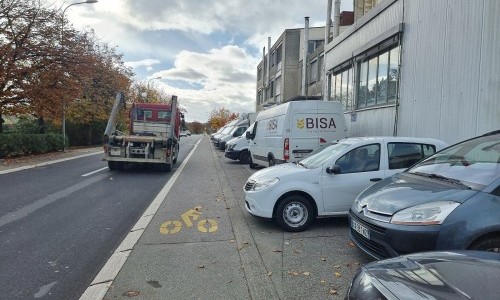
[233,132,238,137]
[326,164,341,174]
[245,131,252,140]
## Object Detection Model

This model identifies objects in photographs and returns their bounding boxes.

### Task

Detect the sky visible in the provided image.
[56,0,353,122]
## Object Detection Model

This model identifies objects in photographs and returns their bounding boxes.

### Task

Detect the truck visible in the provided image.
[246,99,347,168]
[103,92,181,171]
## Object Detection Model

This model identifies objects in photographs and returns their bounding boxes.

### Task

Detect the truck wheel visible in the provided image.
[239,150,250,164]
[173,144,179,164]
[276,195,314,232]
[108,161,117,170]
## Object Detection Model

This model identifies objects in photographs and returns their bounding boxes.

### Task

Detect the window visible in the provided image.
[276,45,282,64]
[336,144,381,173]
[270,80,274,97]
[388,143,437,170]
[319,55,324,80]
[308,40,324,54]
[330,67,353,111]
[136,109,152,120]
[257,67,262,81]
[310,59,318,83]
[158,111,171,120]
[357,45,400,109]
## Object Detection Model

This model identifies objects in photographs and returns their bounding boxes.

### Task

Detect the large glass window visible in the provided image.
[388,47,399,102]
[358,62,368,108]
[330,67,353,111]
[357,45,400,109]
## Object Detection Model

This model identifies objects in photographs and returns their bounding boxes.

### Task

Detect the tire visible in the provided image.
[173,144,179,164]
[238,150,250,164]
[468,235,500,252]
[268,155,275,167]
[276,195,314,232]
[249,154,257,169]
[108,161,117,170]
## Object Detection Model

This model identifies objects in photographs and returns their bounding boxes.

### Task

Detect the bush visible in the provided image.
[0,133,67,158]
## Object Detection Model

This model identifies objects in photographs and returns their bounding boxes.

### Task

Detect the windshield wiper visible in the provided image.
[412,172,471,189]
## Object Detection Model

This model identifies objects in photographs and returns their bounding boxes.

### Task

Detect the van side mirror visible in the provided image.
[233,132,238,137]
[245,131,252,140]
[326,164,341,174]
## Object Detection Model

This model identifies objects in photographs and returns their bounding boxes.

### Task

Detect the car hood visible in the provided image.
[249,163,312,182]
[358,173,477,215]
[364,251,500,300]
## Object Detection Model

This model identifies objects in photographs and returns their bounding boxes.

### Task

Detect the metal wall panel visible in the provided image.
[477,0,500,136]
[325,0,403,70]
[345,107,396,137]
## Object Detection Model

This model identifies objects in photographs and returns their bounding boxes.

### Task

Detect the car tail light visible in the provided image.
[320,138,327,144]
[284,138,289,161]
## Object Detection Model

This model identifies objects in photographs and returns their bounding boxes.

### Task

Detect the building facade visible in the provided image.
[325,0,499,144]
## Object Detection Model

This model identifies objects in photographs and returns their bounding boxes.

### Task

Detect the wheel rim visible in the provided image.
[282,202,308,228]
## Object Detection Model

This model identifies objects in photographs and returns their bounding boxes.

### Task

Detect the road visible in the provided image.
[0,135,201,300]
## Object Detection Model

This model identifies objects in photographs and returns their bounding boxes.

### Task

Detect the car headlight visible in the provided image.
[391,201,460,225]
[227,144,235,150]
[251,178,279,191]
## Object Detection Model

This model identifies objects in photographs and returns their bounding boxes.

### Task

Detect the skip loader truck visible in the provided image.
[103,92,181,171]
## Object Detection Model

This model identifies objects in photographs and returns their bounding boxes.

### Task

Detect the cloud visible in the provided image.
[124,59,161,71]
[152,45,259,122]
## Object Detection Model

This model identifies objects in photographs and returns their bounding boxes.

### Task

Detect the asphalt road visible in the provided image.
[0,135,201,300]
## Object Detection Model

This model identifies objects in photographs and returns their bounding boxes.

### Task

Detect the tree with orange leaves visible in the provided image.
[207,107,239,131]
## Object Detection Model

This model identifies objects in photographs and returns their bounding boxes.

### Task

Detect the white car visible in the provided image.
[243,137,448,231]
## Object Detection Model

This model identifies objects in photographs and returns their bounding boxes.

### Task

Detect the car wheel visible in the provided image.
[468,235,500,252]
[268,156,275,167]
[239,150,250,164]
[276,195,314,232]
[249,154,257,169]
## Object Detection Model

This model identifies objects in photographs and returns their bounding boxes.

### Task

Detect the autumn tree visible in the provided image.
[0,0,133,140]
[207,107,238,131]
[187,121,204,134]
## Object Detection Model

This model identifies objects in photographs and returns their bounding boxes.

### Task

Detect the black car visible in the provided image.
[349,131,500,259]
[346,251,500,300]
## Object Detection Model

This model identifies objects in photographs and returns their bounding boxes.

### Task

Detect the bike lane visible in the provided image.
[99,135,279,299]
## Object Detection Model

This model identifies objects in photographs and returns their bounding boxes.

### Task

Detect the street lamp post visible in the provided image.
[145,76,162,100]
[60,0,98,151]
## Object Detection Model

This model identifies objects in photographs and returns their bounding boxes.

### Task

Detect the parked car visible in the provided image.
[180,131,188,137]
[225,122,255,163]
[184,130,191,136]
[349,131,500,259]
[243,136,447,231]
[346,251,500,300]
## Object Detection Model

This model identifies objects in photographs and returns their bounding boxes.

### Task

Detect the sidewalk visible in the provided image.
[0,147,102,173]
[93,135,280,299]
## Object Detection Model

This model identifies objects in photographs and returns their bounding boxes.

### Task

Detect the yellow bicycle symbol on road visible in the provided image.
[160,207,218,235]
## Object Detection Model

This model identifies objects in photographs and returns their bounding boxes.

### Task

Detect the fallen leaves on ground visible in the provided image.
[329,289,338,295]
[335,272,341,277]
[194,206,201,211]
[272,249,282,253]
[320,257,327,261]
[303,272,311,276]
[198,265,205,269]
[123,291,140,297]
[334,265,341,269]
[348,242,355,247]
[267,272,272,276]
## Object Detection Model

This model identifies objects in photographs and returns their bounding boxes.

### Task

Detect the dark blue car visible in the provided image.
[349,131,500,259]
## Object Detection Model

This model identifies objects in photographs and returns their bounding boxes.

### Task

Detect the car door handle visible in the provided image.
[370,178,382,182]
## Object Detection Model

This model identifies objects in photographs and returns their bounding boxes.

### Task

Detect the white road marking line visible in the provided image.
[81,167,109,177]
[79,137,203,300]
[0,151,102,175]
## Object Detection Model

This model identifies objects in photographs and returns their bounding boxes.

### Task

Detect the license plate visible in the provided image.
[110,148,121,156]
[351,219,370,240]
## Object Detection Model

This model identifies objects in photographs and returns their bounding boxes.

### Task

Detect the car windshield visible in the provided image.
[408,134,500,187]
[299,143,350,169]
[221,126,233,135]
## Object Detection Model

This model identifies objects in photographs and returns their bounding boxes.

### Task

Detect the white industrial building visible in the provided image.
[325,0,500,143]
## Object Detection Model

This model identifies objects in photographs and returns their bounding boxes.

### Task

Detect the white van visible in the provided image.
[225,122,255,163]
[246,99,347,168]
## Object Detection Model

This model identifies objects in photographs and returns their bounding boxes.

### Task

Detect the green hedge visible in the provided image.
[0,133,67,158]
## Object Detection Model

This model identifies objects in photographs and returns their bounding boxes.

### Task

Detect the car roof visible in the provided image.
[336,136,447,146]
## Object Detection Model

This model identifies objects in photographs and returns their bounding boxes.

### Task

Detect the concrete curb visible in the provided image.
[79,138,202,300]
